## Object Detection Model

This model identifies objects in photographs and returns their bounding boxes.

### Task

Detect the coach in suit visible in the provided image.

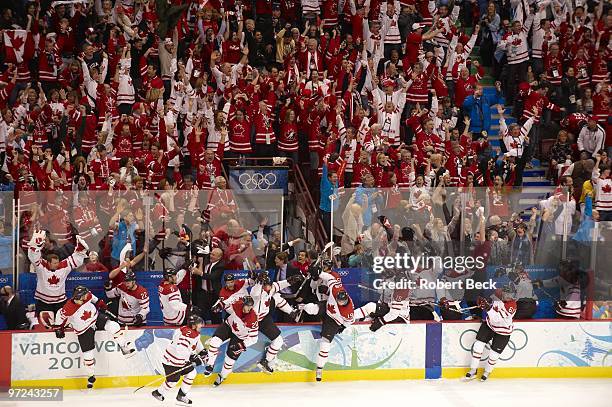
[0,286,30,330]
[273,252,304,322]
[193,248,225,324]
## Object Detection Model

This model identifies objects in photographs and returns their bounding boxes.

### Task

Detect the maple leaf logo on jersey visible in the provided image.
[121,299,130,310]
[264,299,270,308]
[327,304,336,314]
[47,274,60,285]
[81,310,92,321]
[602,184,611,193]
[232,321,239,332]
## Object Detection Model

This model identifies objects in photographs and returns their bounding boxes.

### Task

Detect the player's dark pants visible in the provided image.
[475,323,511,354]
[320,314,344,342]
[211,323,246,361]
[162,362,194,383]
[78,312,111,352]
[259,313,281,341]
[410,305,435,321]
[515,299,537,319]
[35,299,66,316]
[441,305,464,321]
[36,299,66,326]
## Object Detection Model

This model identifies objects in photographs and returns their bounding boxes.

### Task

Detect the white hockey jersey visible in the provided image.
[159,269,187,325]
[326,286,355,327]
[105,282,150,324]
[381,287,410,323]
[163,325,205,367]
[55,292,99,335]
[409,267,443,305]
[310,271,342,301]
[28,246,87,304]
[250,279,291,321]
[543,277,581,319]
[486,300,517,335]
[218,279,249,311]
[225,301,259,347]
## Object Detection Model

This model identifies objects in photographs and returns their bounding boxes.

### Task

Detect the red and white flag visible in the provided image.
[3,30,28,63]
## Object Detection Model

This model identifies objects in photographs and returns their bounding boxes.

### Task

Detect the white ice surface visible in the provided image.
[3,379,611,407]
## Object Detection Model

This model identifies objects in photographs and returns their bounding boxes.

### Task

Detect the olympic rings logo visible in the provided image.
[459,328,528,361]
[237,172,277,190]
[337,270,350,277]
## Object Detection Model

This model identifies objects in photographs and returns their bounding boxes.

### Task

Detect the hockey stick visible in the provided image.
[182,224,194,305]
[101,309,130,329]
[133,363,197,394]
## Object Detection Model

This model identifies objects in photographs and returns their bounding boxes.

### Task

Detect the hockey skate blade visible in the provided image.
[462,373,478,382]
[257,362,273,375]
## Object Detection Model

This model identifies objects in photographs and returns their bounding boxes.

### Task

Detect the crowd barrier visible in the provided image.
[4,264,610,330]
[7,265,568,327]
[0,320,610,389]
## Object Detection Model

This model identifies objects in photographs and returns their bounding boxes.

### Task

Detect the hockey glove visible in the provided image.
[133,314,144,326]
[287,274,305,285]
[370,317,385,332]
[477,296,491,310]
[54,327,65,339]
[95,299,108,311]
[438,297,449,309]
[229,341,246,355]
[189,354,204,366]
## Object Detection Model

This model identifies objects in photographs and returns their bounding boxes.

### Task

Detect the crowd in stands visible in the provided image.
[0,0,610,328]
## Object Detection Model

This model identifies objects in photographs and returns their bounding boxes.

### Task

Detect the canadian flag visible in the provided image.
[3,30,29,64]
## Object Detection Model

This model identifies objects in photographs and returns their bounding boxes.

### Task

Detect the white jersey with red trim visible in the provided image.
[218,280,249,311]
[326,286,355,327]
[163,326,204,367]
[249,279,291,321]
[105,283,150,324]
[28,246,87,304]
[310,271,343,301]
[383,288,411,323]
[486,300,517,336]
[543,277,581,318]
[225,301,259,347]
[158,269,187,325]
[54,292,99,335]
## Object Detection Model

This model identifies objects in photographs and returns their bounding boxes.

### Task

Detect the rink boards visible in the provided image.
[0,321,610,389]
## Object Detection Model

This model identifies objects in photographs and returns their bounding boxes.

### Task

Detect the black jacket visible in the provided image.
[0,295,29,330]
[193,260,225,296]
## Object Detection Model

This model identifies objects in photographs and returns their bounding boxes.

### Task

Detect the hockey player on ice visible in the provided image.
[151,314,208,405]
[27,230,89,325]
[302,286,356,382]
[353,269,410,331]
[105,270,150,326]
[204,296,259,386]
[248,272,304,374]
[309,259,343,305]
[212,273,249,312]
[207,271,303,377]
[465,286,517,381]
[53,286,136,389]
[159,267,201,326]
